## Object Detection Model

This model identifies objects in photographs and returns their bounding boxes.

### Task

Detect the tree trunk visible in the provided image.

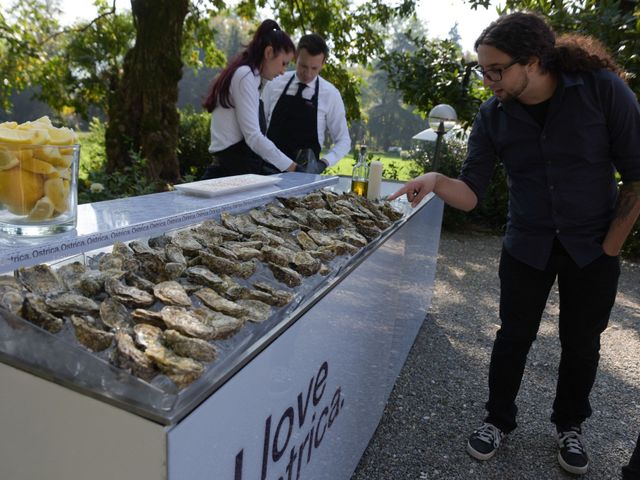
[105,0,189,188]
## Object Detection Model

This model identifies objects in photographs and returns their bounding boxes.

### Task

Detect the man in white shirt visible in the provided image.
[263,34,351,174]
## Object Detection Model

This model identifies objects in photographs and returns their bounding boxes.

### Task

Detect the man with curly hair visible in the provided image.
[389,11,640,475]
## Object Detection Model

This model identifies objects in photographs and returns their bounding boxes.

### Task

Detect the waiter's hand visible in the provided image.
[286,162,297,172]
[294,158,327,174]
[387,173,437,208]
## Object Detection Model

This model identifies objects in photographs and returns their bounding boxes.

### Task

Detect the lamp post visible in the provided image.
[427,104,457,172]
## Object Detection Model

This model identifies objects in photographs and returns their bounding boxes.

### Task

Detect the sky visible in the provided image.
[47,0,498,54]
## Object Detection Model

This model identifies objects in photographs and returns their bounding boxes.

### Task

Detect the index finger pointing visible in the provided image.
[386,185,409,201]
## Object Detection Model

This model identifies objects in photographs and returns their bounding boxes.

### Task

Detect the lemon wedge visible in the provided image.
[20,157,56,175]
[44,177,69,213]
[0,121,18,129]
[28,196,55,220]
[0,167,45,215]
[0,127,40,144]
[0,149,19,170]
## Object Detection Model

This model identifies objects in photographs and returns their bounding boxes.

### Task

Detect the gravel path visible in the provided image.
[352,231,640,480]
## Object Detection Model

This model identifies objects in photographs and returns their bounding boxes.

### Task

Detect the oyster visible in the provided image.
[253,282,295,307]
[56,262,86,287]
[261,245,297,267]
[16,264,65,296]
[193,307,245,339]
[209,245,239,261]
[340,229,368,248]
[232,288,275,305]
[131,308,166,329]
[276,196,303,209]
[251,229,300,252]
[159,306,216,340]
[164,244,187,265]
[268,263,302,288]
[147,234,173,249]
[133,323,164,350]
[199,252,256,279]
[22,293,64,333]
[314,209,345,230]
[221,240,263,250]
[124,271,155,293]
[164,329,217,362]
[97,253,126,271]
[221,244,263,261]
[355,218,382,241]
[134,251,167,282]
[194,288,248,318]
[265,203,289,218]
[237,299,272,323]
[195,220,243,241]
[249,209,299,232]
[105,278,155,308]
[0,275,21,290]
[100,297,132,330]
[0,287,24,315]
[45,292,100,316]
[220,212,258,236]
[185,266,226,290]
[301,192,327,210]
[296,231,318,250]
[319,264,331,276]
[307,230,336,247]
[128,240,154,255]
[71,315,114,352]
[164,262,186,280]
[170,230,203,255]
[144,344,204,389]
[380,201,404,221]
[290,251,322,276]
[153,281,191,307]
[113,331,157,381]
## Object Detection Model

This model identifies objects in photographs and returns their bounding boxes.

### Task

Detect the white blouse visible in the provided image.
[208,65,293,172]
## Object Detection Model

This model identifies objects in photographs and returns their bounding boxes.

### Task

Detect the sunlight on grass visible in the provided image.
[325,152,419,181]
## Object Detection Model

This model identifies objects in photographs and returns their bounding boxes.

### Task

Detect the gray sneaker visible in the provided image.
[467,422,505,461]
[557,427,589,475]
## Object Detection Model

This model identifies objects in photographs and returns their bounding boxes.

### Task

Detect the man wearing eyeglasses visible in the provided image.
[389,12,640,475]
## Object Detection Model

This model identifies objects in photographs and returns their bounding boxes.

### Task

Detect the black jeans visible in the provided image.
[485,243,620,433]
[623,432,640,479]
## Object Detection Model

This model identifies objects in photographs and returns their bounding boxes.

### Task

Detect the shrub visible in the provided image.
[177,107,212,181]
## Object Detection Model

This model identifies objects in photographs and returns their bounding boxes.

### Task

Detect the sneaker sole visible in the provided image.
[557,452,589,475]
[467,441,497,461]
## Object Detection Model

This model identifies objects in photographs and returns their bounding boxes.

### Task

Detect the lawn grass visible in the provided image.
[324,152,420,181]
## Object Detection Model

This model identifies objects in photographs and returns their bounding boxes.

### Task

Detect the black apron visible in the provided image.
[202,98,279,179]
[266,75,321,165]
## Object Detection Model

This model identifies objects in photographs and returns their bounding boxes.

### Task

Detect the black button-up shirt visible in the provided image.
[459,69,640,269]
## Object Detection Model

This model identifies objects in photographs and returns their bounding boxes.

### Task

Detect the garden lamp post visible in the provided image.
[428,104,457,172]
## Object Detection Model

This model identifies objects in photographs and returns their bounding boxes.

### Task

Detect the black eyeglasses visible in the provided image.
[473,58,521,82]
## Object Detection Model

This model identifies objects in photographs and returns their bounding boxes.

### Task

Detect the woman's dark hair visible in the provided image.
[203,19,295,112]
[475,12,623,77]
[297,34,329,59]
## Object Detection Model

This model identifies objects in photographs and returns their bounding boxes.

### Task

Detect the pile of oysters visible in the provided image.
[0,189,403,389]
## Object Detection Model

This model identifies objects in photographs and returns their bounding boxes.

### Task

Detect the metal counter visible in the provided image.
[0,173,444,480]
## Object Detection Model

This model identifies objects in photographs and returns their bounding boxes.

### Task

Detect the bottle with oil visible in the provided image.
[351,145,369,197]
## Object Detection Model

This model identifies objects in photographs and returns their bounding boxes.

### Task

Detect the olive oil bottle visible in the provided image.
[351,145,369,197]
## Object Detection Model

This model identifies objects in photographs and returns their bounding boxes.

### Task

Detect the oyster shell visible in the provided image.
[164,244,187,265]
[71,315,114,352]
[268,263,302,288]
[251,229,300,251]
[0,275,21,290]
[193,307,245,339]
[159,306,216,340]
[253,282,295,307]
[100,297,132,330]
[113,331,157,381]
[144,344,204,389]
[307,230,336,247]
[164,329,217,362]
[249,209,299,232]
[128,240,154,255]
[301,192,327,210]
[164,262,186,280]
[290,251,322,276]
[194,288,248,318]
[314,209,345,230]
[296,231,318,250]
[45,293,100,316]
[134,251,167,282]
[340,229,368,248]
[184,266,226,289]
[220,212,258,236]
[276,196,303,209]
[22,293,64,333]
[265,203,289,218]
[131,308,166,329]
[153,281,191,307]
[133,323,164,350]
[355,218,382,241]
[237,299,272,323]
[0,287,24,315]
[209,245,239,261]
[261,245,297,267]
[170,230,203,255]
[222,244,263,261]
[147,234,173,249]
[124,271,155,293]
[319,264,331,276]
[16,264,65,296]
[105,278,155,308]
[196,220,243,241]
[199,252,256,279]
[380,201,404,221]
